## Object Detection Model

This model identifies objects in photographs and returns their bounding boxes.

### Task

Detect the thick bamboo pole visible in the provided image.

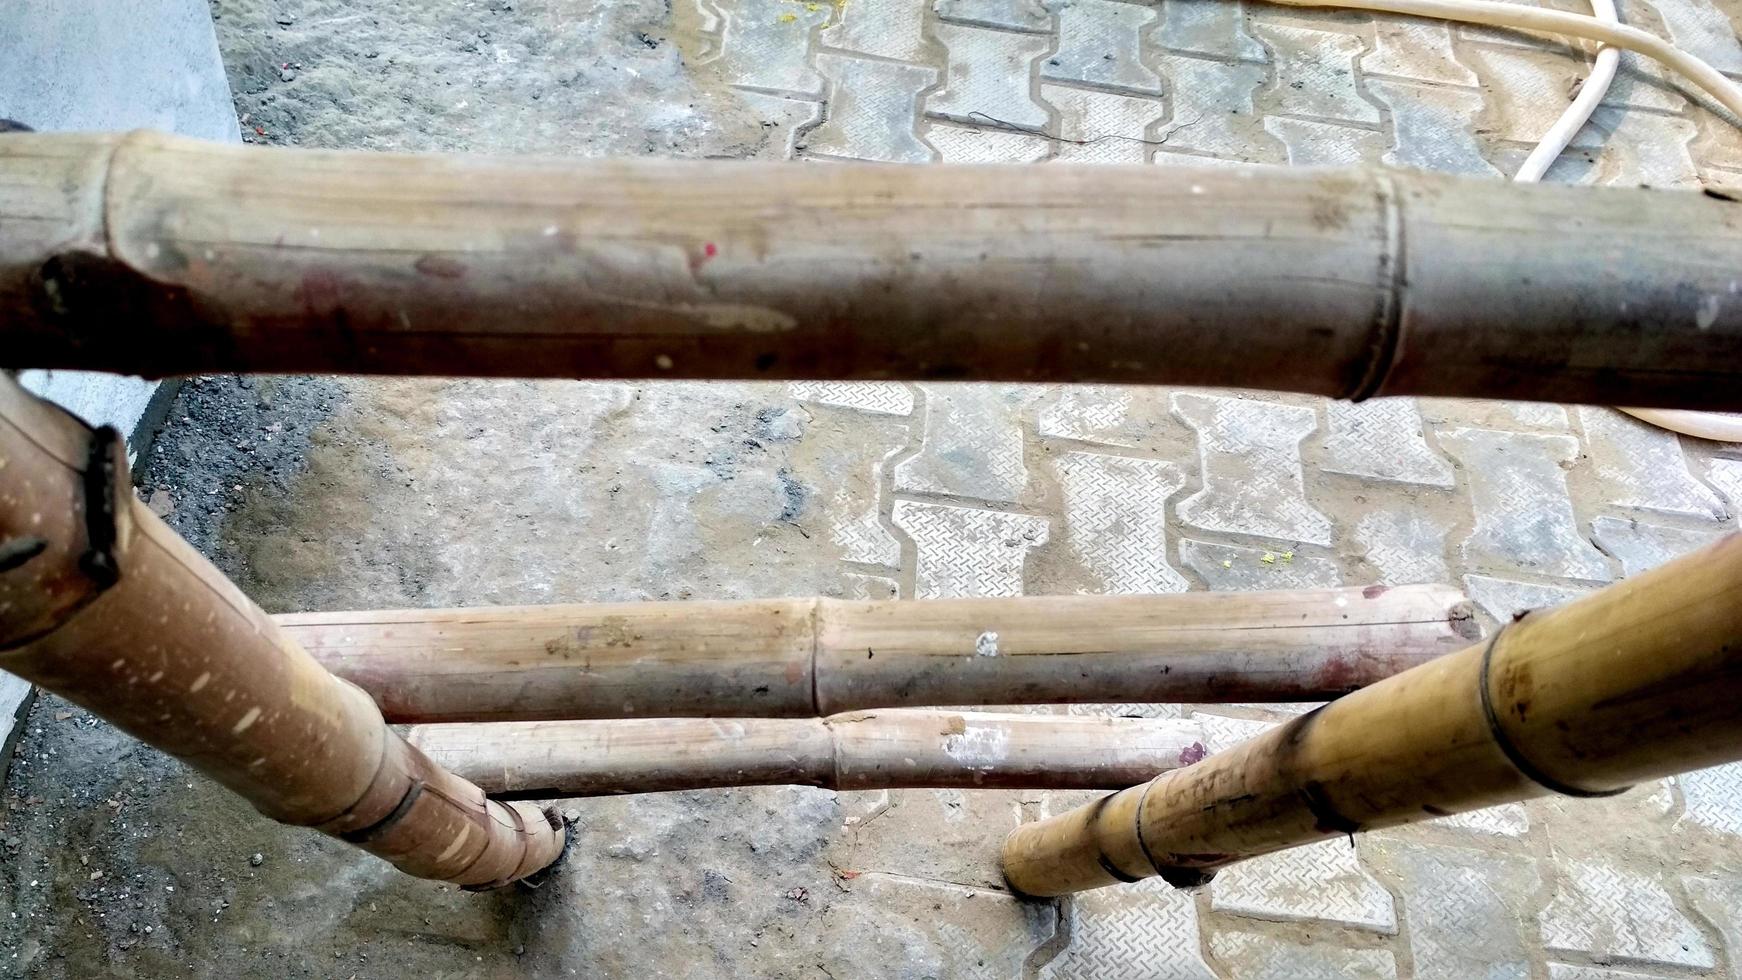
[277,587,1477,723]
[0,374,564,887]
[1001,533,1742,897]
[5,130,1742,408]
[410,711,1206,798]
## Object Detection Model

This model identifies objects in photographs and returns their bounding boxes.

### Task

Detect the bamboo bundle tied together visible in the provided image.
[5,130,1742,408]
[1002,533,1742,897]
[279,588,1478,724]
[0,373,564,888]
[410,711,1210,797]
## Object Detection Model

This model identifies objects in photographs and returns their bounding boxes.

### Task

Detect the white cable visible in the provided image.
[1514,0,1621,182]
[1616,408,1742,441]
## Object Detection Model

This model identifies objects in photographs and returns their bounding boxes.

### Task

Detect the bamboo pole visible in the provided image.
[0,373,564,888]
[1001,533,1742,897]
[4,130,1741,408]
[409,711,1207,798]
[278,587,1477,723]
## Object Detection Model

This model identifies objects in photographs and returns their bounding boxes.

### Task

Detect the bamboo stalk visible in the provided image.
[0,373,564,888]
[409,711,1207,797]
[1001,533,1742,897]
[5,130,1741,408]
[278,587,1477,724]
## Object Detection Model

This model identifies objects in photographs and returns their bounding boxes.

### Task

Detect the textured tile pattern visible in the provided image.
[1591,516,1722,577]
[1541,861,1715,968]
[1211,839,1398,933]
[1380,843,1541,980]
[1322,399,1454,487]
[895,386,1032,501]
[1040,879,1217,980]
[1438,428,1611,581]
[893,500,1048,598]
[1679,762,1742,837]
[1174,393,1332,545]
[808,53,937,162]
[1181,538,1343,590]
[1356,510,1451,585]
[1044,0,1162,94]
[1577,408,1726,519]
[789,382,914,417]
[1056,452,1190,594]
[1210,931,1399,979]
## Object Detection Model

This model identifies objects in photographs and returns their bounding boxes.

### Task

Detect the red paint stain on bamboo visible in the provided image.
[1178,741,1208,767]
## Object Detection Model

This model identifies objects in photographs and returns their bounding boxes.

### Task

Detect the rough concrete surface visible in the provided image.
[7,0,1742,976]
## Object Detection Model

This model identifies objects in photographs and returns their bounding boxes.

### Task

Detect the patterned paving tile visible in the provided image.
[1432,804,1531,838]
[841,571,901,600]
[1463,574,1590,622]
[924,121,1052,162]
[1174,393,1333,545]
[1589,108,1702,188]
[934,0,1051,32]
[1042,83,1168,164]
[1211,838,1398,933]
[1209,931,1398,979]
[1639,0,1742,74]
[1180,539,1342,590]
[1438,428,1612,581]
[1462,43,1602,146]
[928,22,1051,130]
[1044,0,1163,95]
[1037,386,1135,447]
[1256,23,1382,124]
[1577,408,1725,519]
[1154,54,1273,159]
[892,500,1049,597]
[1193,711,1279,754]
[796,413,908,568]
[807,53,938,163]
[1355,510,1451,586]
[820,0,929,62]
[1546,965,1682,980]
[1056,451,1190,594]
[1541,860,1715,969]
[1363,18,1478,85]
[1321,399,1454,488]
[736,90,824,159]
[716,0,829,95]
[1707,458,1742,515]
[1683,874,1742,973]
[1365,78,1500,175]
[1265,115,1386,164]
[1040,878,1217,980]
[1590,516,1723,577]
[1375,842,1541,980]
[1157,0,1268,61]
[789,382,915,417]
[894,385,1034,501]
[1678,761,1742,837]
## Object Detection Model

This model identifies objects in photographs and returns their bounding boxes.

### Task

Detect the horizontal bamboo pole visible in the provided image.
[0,373,563,887]
[278,586,1477,723]
[5,130,1742,408]
[410,711,1206,798]
[1001,533,1742,897]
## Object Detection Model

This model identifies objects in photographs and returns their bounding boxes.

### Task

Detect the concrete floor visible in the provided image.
[7,0,1742,976]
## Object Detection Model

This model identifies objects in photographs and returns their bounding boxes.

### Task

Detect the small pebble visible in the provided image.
[249,853,264,867]
[280,69,297,82]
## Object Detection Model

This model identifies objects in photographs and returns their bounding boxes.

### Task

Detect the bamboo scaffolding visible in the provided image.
[410,711,1207,797]
[1001,533,1742,897]
[5,130,1742,408]
[278,588,1477,724]
[0,373,564,888]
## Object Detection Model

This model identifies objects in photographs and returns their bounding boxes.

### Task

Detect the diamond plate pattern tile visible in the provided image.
[1363,19,1479,85]
[1157,0,1268,61]
[1040,878,1217,980]
[1678,762,1742,837]
[1210,931,1398,979]
[893,500,1048,597]
[841,571,901,600]
[1181,538,1342,590]
[1256,24,1382,124]
[1265,115,1386,164]
[1462,43,1603,146]
[924,121,1052,161]
[821,0,929,62]
[800,416,907,568]
[827,873,1056,980]
[1044,0,1163,95]
[1591,516,1722,577]
[894,385,1034,501]
[789,382,914,417]
[1355,510,1451,585]
[1366,78,1501,175]
[1038,386,1135,446]
[1322,399,1454,488]
[1542,860,1715,969]
[1708,457,1742,515]
[1463,574,1590,622]
[1577,408,1725,519]
[717,0,828,95]
[807,53,938,162]
[1212,839,1398,932]
[1590,108,1702,188]
[1546,964,1680,980]
[934,0,1052,32]
[1042,83,1168,163]
[1376,842,1541,980]
[1640,0,1742,74]
[1683,874,1742,972]
[1438,428,1612,581]
[1433,804,1531,837]
[928,22,1051,129]
[736,91,824,159]
[1174,392,1332,545]
[1056,451,1190,594]
[1155,54,1273,159]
